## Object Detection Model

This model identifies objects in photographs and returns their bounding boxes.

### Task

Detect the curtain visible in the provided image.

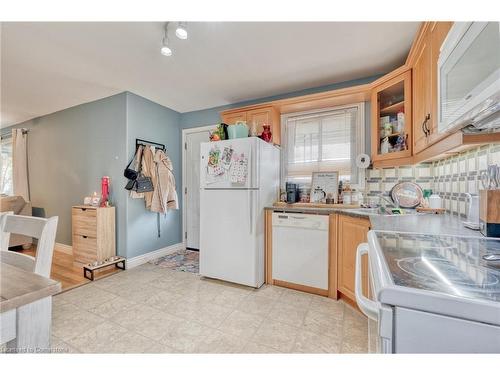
[12,129,30,201]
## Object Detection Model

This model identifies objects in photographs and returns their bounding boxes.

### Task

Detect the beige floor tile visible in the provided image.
[251,320,299,352]
[143,289,183,311]
[219,310,265,339]
[268,303,307,327]
[343,305,368,330]
[127,311,184,341]
[195,330,248,353]
[241,341,282,353]
[278,288,314,309]
[66,321,128,353]
[50,336,80,354]
[342,325,368,353]
[161,298,201,319]
[191,301,234,328]
[117,285,166,305]
[309,295,345,317]
[87,296,137,319]
[110,304,160,331]
[160,319,215,353]
[59,285,118,309]
[291,329,341,353]
[102,331,158,353]
[341,341,369,353]
[142,341,180,353]
[303,309,344,339]
[252,284,286,299]
[144,273,178,291]
[212,287,251,308]
[236,294,277,316]
[52,305,105,341]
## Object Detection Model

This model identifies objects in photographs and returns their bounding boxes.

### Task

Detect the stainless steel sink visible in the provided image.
[347,207,424,217]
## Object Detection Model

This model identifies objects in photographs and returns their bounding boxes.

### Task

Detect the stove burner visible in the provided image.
[396,257,500,289]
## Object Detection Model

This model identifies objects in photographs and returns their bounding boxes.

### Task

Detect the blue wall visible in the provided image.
[3,93,129,255]
[125,92,182,258]
[180,74,382,129]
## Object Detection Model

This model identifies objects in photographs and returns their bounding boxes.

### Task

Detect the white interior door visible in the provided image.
[185,129,212,249]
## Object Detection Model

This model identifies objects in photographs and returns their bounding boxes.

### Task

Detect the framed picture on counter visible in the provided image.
[310,171,339,203]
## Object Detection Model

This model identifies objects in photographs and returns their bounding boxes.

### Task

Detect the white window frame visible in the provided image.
[280,102,366,190]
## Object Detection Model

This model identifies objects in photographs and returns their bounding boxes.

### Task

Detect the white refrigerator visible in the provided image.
[199,137,280,287]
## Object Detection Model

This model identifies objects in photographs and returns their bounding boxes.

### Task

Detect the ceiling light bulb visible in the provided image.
[175,22,188,39]
[160,45,172,56]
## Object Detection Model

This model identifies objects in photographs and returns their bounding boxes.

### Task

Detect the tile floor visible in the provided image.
[50,264,369,353]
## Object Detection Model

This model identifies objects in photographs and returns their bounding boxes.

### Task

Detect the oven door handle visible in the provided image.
[355,243,379,321]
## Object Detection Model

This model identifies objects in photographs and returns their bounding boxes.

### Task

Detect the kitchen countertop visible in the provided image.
[265,205,483,238]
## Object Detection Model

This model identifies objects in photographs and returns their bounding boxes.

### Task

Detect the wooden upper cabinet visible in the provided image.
[221,111,247,125]
[412,27,432,155]
[337,215,370,302]
[221,106,281,145]
[371,70,412,164]
[247,107,280,144]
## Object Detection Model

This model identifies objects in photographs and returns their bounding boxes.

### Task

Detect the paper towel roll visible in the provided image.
[356,153,371,169]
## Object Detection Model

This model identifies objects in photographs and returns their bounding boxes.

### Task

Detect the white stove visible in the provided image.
[355,231,500,353]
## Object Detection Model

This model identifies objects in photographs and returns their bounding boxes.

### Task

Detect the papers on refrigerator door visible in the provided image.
[205,144,247,185]
[229,153,248,184]
[206,145,223,184]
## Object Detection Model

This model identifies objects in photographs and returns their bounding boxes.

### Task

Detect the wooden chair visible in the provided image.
[0,213,58,278]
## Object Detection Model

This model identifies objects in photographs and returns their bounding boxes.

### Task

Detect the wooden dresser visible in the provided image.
[72,205,116,264]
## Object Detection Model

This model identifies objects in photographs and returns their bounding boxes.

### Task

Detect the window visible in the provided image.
[282,103,365,188]
[1,136,13,195]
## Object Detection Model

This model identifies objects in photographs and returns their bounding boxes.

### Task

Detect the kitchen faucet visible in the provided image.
[378,193,399,214]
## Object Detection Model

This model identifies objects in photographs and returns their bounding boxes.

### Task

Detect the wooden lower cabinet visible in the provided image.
[337,214,370,303]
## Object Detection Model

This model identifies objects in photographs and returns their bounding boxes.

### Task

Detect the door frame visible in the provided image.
[181,125,217,249]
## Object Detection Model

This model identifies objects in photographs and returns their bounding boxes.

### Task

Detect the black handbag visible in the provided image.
[124,157,138,181]
[124,179,136,191]
[135,175,154,193]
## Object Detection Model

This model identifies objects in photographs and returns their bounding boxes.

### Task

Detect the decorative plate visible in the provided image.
[390,182,423,208]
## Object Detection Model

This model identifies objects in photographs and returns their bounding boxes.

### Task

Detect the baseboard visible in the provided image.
[126,242,185,269]
[54,242,73,255]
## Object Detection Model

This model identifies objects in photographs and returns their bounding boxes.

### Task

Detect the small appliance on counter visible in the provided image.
[286,182,299,204]
[479,189,500,237]
[463,193,480,230]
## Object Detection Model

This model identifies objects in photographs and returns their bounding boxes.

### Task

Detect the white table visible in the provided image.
[0,263,61,353]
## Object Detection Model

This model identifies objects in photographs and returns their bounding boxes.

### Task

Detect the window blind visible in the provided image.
[284,106,360,185]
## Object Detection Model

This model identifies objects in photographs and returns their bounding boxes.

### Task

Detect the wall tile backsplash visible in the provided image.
[363,143,500,217]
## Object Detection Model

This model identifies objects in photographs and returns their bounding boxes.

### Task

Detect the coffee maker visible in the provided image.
[286,182,299,204]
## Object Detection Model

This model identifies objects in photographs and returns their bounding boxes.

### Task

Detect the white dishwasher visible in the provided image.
[272,212,329,290]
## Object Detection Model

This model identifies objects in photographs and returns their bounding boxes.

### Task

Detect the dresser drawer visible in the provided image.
[72,207,97,237]
[72,234,98,263]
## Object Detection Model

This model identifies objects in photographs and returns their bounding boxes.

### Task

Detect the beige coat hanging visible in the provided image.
[150,150,179,214]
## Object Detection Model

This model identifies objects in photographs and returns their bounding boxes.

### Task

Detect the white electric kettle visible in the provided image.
[464,193,479,224]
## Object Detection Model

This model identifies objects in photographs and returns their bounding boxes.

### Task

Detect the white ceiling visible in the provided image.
[1,22,420,127]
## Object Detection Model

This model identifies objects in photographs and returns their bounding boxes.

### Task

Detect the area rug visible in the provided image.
[149,249,199,274]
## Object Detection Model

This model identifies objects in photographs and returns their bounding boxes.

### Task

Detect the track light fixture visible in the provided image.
[175,22,188,40]
[161,22,172,56]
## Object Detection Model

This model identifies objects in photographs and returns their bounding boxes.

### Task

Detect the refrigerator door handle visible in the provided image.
[248,189,253,234]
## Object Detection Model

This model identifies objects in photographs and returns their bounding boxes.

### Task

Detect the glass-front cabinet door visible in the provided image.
[371,70,413,164]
